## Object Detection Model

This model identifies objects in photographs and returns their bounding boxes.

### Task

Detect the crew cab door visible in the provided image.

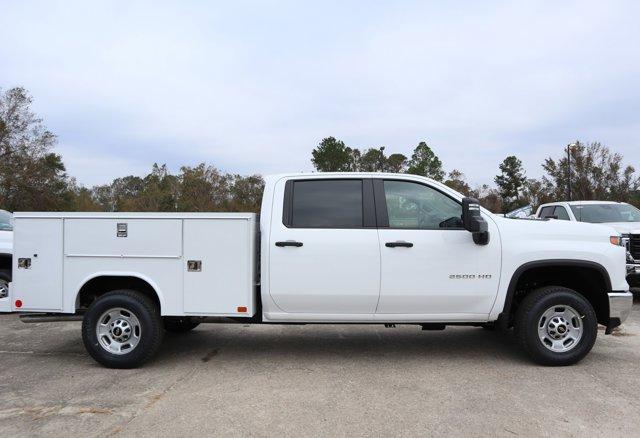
[375,179,500,317]
[268,178,380,314]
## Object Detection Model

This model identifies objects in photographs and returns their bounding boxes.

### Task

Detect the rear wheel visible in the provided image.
[515,286,597,366]
[82,290,164,368]
[0,270,10,300]
[163,317,200,333]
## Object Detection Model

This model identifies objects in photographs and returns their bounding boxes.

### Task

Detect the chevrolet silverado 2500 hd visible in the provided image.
[0,173,633,368]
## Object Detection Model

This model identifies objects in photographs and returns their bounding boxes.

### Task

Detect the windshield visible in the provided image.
[0,210,12,231]
[505,205,532,219]
[570,204,640,223]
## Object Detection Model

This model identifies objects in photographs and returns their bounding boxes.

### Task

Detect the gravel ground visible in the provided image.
[0,299,639,437]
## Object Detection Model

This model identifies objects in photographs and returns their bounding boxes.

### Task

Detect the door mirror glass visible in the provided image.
[462,197,489,245]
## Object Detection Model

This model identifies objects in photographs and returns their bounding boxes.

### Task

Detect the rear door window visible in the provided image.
[290,180,363,228]
[539,206,555,219]
[553,206,570,220]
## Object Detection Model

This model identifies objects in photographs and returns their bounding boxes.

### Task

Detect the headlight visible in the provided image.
[610,235,623,246]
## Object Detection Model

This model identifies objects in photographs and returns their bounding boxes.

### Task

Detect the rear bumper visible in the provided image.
[606,291,634,334]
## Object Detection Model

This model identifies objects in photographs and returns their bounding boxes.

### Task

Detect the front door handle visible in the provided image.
[385,241,413,248]
[275,241,303,247]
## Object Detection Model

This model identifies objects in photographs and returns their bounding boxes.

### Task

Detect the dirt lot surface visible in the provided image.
[1,299,639,437]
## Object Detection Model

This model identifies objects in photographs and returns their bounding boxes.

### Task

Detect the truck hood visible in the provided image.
[0,230,12,254]
[492,214,617,239]
[596,222,640,235]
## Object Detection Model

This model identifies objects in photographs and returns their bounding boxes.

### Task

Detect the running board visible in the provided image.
[20,313,84,323]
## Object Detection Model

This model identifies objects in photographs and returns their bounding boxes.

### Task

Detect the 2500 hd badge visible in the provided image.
[449,274,493,279]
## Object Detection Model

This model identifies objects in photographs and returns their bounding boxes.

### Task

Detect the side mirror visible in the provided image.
[462,197,489,245]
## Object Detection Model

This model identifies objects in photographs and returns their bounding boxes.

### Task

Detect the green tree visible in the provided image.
[522,178,552,210]
[0,87,75,210]
[542,141,639,202]
[444,169,471,196]
[311,137,357,172]
[359,147,387,172]
[177,164,231,212]
[386,153,408,173]
[407,142,445,181]
[229,174,265,212]
[494,156,527,213]
[132,164,179,211]
[470,184,503,213]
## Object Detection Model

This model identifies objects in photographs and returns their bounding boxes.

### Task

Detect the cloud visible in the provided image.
[1,1,639,186]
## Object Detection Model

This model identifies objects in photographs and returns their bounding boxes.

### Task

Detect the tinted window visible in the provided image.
[383,180,462,229]
[554,206,570,220]
[570,204,640,223]
[539,206,555,218]
[291,180,363,228]
[553,207,571,221]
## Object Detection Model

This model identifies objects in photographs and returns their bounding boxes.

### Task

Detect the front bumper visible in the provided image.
[606,291,634,334]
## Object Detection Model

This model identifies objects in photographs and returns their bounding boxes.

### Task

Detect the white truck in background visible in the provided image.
[0,173,633,368]
[535,201,640,291]
[0,210,12,301]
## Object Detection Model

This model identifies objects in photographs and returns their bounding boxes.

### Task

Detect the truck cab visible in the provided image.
[3,174,634,368]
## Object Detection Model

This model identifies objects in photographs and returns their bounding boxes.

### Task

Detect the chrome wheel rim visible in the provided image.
[96,307,141,355]
[0,279,8,299]
[537,305,583,353]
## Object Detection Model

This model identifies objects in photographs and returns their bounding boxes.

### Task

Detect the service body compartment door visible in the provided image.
[183,218,256,316]
[12,218,63,311]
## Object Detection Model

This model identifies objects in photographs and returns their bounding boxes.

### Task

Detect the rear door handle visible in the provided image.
[385,241,413,248]
[275,241,303,247]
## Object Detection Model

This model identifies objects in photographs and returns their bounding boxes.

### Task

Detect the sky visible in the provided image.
[1,1,639,187]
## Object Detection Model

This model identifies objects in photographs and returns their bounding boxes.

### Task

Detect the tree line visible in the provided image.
[1,86,639,214]
[310,137,640,212]
[0,87,264,213]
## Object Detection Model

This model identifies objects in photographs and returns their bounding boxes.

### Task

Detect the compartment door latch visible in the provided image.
[187,260,202,272]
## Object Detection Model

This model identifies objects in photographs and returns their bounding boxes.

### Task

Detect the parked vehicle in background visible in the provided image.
[0,210,13,300]
[504,204,534,219]
[535,201,640,291]
[1,174,633,368]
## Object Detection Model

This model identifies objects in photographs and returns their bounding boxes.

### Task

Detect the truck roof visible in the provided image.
[540,200,627,207]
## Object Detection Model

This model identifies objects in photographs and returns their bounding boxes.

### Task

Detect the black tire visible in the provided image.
[515,286,597,366]
[163,317,200,333]
[82,290,164,369]
[481,322,496,331]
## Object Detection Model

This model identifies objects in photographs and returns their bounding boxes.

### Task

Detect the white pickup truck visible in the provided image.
[0,173,633,368]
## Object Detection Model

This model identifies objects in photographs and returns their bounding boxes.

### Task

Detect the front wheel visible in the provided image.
[515,286,598,366]
[82,290,164,369]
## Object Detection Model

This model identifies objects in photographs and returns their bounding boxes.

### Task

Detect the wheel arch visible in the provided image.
[499,260,612,328]
[74,272,164,313]
[0,253,12,273]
